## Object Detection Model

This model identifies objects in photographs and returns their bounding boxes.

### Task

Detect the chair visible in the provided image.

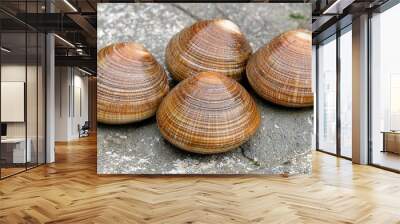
[78,121,90,138]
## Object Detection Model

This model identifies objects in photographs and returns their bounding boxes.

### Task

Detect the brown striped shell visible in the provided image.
[156,72,260,154]
[246,29,313,107]
[97,42,169,124]
[165,19,252,81]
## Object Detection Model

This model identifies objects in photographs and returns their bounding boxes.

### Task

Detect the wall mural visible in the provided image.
[97,3,313,175]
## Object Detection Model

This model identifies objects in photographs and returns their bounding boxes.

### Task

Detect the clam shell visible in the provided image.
[97,42,169,124]
[165,19,252,81]
[156,72,260,154]
[246,29,313,107]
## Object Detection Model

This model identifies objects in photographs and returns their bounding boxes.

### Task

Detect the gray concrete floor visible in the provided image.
[97,3,313,174]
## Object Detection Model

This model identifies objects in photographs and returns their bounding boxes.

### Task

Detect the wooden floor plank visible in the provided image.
[1,135,400,223]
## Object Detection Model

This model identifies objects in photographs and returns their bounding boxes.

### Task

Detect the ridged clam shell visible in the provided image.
[165,19,252,81]
[246,29,313,107]
[156,72,260,154]
[97,42,169,124]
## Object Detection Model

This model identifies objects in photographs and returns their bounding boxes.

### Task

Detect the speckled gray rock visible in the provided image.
[97,3,313,175]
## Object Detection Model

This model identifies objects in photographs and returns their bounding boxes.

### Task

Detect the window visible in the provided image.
[317,36,337,154]
[370,3,400,171]
[339,27,352,158]
[316,26,353,159]
[0,1,46,179]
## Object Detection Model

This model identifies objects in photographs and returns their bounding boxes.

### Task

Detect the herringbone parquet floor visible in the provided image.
[1,135,400,224]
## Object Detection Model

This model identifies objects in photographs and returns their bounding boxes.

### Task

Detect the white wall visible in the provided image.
[1,65,26,130]
[1,65,26,140]
[55,66,69,141]
[1,65,38,138]
[1,65,25,81]
[54,67,89,141]
[72,73,89,138]
[1,82,25,122]
[1,63,46,164]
